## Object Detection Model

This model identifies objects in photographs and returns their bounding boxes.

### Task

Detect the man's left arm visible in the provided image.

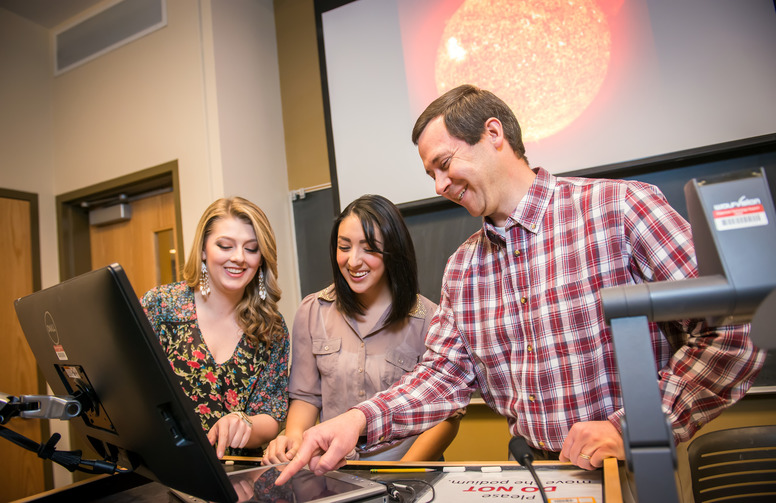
[564,183,766,469]
[656,319,765,443]
[622,184,766,442]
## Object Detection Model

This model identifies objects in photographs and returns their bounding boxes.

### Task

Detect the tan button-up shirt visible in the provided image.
[289,285,437,459]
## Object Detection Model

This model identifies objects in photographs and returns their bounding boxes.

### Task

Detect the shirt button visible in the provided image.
[531,224,536,230]
[379,436,385,442]
[527,345,533,352]
[513,250,521,257]
[528,395,536,402]
[324,345,329,351]
[538,441,545,448]
[520,297,528,304]
[359,390,365,397]
[358,368,363,373]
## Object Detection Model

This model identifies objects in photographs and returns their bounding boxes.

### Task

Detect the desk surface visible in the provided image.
[16,459,625,503]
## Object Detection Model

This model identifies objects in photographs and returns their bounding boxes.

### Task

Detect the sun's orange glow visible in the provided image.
[435,0,612,142]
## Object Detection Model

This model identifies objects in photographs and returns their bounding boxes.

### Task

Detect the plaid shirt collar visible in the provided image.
[482,167,555,243]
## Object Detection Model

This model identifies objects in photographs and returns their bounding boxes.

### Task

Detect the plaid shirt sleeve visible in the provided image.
[356,246,481,447]
[618,182,766,443]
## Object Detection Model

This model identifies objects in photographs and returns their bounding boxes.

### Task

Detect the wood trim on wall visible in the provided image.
[0,188,51,491]
[56,160,183,282]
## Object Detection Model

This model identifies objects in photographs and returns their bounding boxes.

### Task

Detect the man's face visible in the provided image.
[417,116,500,219]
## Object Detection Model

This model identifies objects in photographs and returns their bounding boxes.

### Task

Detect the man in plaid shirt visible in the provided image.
[275,85,764,484]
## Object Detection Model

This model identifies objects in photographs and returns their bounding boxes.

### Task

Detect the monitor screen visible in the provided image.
[14,264,238,503]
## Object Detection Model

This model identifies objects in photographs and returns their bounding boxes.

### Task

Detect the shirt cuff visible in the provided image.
[354,400,392,447]
[608,408,625,435]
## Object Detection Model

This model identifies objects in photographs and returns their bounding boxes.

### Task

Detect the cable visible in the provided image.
[376,478,435,503]
[0,424,125,475]
[386,482,404,503]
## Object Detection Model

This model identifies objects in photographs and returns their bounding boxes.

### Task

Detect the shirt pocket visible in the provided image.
[381,348,419,388]
[312,337,341,376]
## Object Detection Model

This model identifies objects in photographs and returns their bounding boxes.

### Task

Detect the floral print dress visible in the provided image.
[141,282,289,437]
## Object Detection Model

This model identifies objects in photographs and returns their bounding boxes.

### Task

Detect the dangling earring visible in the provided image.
[258,269,267,301]
[200,261,211,298]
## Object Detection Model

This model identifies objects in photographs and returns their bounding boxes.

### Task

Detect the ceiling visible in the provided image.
[0,0,103,29]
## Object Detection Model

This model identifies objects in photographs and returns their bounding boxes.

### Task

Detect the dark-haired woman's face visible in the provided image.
[336,215,388,301]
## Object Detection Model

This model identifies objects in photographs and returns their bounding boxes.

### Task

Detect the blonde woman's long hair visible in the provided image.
[183,197,283,346]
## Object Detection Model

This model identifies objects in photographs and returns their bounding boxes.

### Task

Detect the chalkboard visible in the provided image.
[291,188,337,297]
[402,199,481,301]
[291,134,776,390]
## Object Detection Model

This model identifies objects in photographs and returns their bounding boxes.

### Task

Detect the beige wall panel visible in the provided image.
[274,0,330,190]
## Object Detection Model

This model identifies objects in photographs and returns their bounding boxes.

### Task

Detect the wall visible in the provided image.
[210,0,298,309]
[1,0,298,489]
[0,10,58,289]
[0,14,64,486]
[274,0,330,191]
[51,1,215,225]
[1,0,298,317]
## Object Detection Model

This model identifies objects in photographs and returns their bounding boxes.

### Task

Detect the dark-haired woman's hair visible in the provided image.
[329,194,419,324]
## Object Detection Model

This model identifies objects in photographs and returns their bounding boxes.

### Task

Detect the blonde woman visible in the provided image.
[142,197,288,459]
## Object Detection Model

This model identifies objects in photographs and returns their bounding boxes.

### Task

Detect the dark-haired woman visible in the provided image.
[263,194,461,464]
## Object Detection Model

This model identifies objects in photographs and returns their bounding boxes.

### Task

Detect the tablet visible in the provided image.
[227,466,387,503]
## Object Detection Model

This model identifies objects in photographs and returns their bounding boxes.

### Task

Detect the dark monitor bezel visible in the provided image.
[14,264,238,503]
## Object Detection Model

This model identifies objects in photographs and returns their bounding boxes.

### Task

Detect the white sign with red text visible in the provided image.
[419,467,601,502]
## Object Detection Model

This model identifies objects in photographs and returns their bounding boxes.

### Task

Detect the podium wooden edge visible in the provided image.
[603,457,623,503]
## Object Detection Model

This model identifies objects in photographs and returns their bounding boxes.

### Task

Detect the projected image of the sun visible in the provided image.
[435,0,611,142]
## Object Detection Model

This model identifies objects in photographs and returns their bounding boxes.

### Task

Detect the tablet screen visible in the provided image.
[228,466,387,503]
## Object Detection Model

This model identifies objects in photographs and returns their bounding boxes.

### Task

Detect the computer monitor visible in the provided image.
[14,264,238,503]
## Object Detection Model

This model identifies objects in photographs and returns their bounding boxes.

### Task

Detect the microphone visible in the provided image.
[509,437,548,503]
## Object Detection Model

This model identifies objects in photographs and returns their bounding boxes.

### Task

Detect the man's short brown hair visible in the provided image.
[412,84,527,163]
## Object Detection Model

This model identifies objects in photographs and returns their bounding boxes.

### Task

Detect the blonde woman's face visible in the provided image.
[201,216,261,298]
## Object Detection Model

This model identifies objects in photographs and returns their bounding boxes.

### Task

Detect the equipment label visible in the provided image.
[712,197,768,231]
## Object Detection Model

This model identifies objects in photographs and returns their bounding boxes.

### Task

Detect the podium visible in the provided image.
[14,458,628,502]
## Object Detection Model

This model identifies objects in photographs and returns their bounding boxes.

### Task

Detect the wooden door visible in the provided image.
[89,190,179,298]
[0,195,45,501]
